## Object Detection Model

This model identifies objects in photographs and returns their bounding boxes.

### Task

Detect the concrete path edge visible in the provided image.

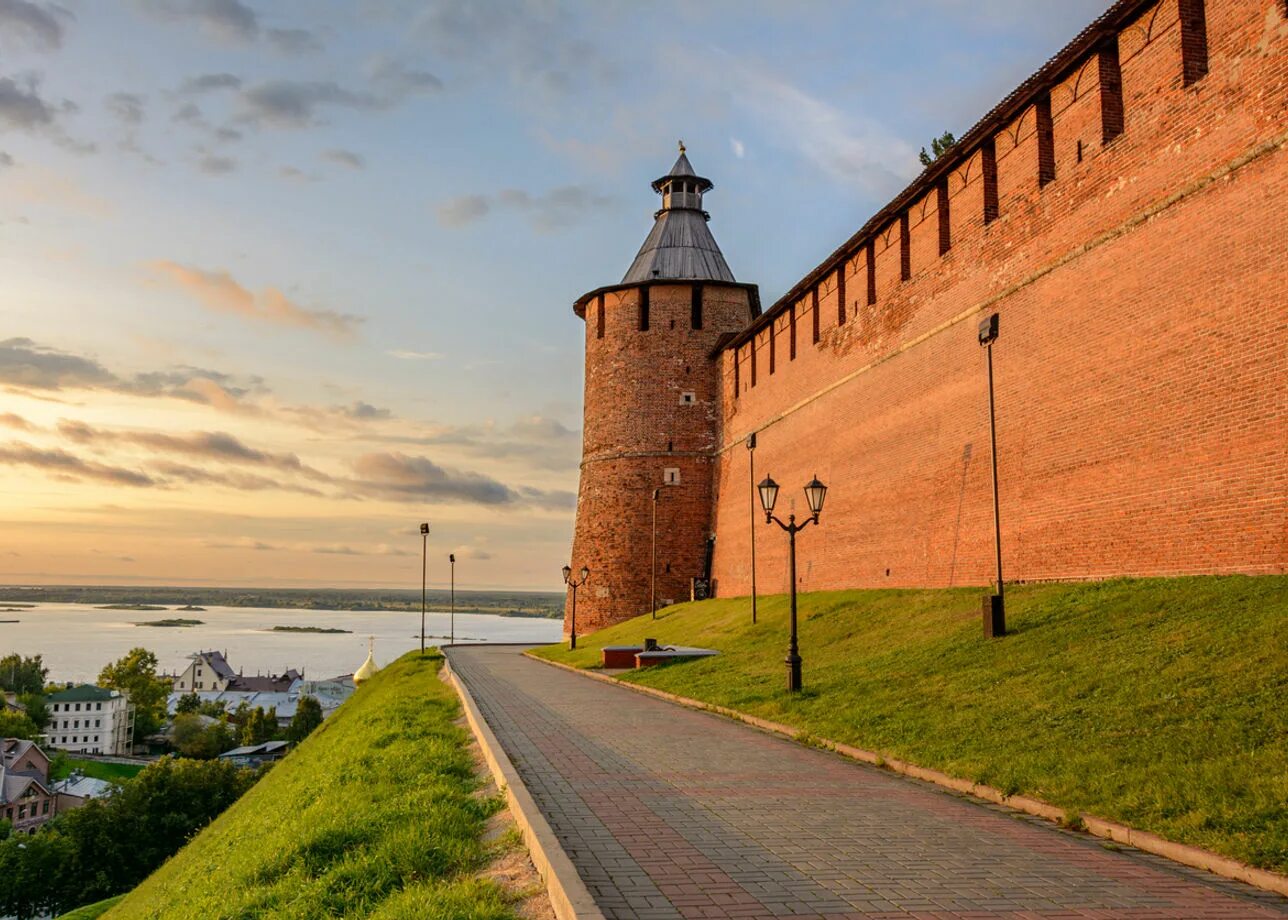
[444,649,607,920]
[526,649,1288,900]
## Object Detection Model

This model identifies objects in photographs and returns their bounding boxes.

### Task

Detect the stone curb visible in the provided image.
[526,650,1288,900]
[444,649,606,920]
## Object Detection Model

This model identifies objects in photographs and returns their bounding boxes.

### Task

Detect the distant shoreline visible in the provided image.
[0,585,564,619]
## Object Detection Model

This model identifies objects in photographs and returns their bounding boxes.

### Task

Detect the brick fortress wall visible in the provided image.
[709,0,1288,598]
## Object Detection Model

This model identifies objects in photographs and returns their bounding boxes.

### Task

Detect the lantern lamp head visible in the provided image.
[580,565,590,582]
[757,476,780,520]
[561,564,572,584]
[419,522,429,535]
[804,475,828,518]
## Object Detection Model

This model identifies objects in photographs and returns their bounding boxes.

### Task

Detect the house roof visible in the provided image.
[53,775,114,799]
[194,650,237,681]
[0,766,51,805]
[47,684,119,703]
[219,740,289,758]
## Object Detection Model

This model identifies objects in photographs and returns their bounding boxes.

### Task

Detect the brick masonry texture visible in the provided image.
[448,646,1288,919]
[568,0,1288,633]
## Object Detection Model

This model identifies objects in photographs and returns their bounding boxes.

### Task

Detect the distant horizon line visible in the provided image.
[0,579,564,596]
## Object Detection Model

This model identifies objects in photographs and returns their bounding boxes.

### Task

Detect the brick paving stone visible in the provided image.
[447,646,1288,920]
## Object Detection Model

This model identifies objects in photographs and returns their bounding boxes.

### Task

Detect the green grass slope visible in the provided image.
[105,652,517,920]
[535,575,1288,873]
[56,896,123,919]
[52,759,144,784]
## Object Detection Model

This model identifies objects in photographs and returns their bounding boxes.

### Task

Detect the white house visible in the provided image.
[43,685,134,755]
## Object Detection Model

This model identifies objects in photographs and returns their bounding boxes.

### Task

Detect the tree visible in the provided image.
[175,691,201,714]
[0,710,39,742]
[171,714,237,760]
[0,755,258,916]
[918,130,957,167]
[287,695,323,743]
[98,647,170,741]
[16,693,48,732]
[0,654,47,695]
[241,706,277,746]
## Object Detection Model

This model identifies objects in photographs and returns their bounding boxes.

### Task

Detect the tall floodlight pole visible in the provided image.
[562,565,590,650]
[651,488,660,619]
[449,553,456,645]
[978,313,1006,638]
[746,433,758,624]
[419,522,430,653]
[758,475,828,692]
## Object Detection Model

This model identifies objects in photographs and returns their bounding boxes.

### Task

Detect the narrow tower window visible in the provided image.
[1037,95,1056,187]
[768,321,776,375]
[789,303,797,360]
[866,242,877,305]
[734,348,740,396]
[1099,36,1124,144]
[812,287,820,343]
[639,287,650,331]
[1179,0,1209,86]
[982,139,999,224]
[837,265,847,325]
[596,294,605,339]
[691,283,703,330]
[900,214,911,281]
[750,338,757,387]
[937,179,951,256]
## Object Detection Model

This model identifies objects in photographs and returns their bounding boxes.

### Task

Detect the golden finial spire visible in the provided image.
[678,139,685,154]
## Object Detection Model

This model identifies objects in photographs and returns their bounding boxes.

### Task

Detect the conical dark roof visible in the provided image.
[623,147,734,285]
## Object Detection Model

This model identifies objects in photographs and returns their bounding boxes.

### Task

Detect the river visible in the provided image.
[0,602,562,684]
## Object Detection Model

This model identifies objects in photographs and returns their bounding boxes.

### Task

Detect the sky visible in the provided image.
[0,0,1111,591]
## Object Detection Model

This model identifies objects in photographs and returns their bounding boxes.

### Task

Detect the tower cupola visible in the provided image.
[622,142,736,285]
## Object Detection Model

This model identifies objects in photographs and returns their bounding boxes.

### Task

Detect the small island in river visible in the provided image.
[98,604,168,611]
[269,625,352,634]
[135,618,205,627]
[177,604,207,611]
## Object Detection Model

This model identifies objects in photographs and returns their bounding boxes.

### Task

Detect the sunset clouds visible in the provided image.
[151,261,362,340]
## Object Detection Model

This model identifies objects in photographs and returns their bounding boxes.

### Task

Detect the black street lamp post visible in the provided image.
[746,433,758,625]
[419,522,430,654]
[651,488,660,619]
[449,553,456,646]
[758,474,828,692]
[979,313,1006,638]
[562,564,590,650]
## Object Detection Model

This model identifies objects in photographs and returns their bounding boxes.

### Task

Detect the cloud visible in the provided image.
[0,412,33,430]
[206,538,278,551]
[237,80,381,128]
[197,153,236,175]
[452,543,493,561]
[180,73,242,94]
[312,543,411,557]
[152,261,362,340]
[350,451,569,509]
[267,27,319,54]
[147,459,325,495]
[368,57,443,98]
[0,337,262,410]
[438,186,611,232]
[140,0,259,43]
[370,414,580,472]
[714,53,917,193]
[0,0,69,51]
[0,151,12,168]
[387,349,442,361]
[436,194,489,228]
[321,148,364,170]
[105,92,145,126]
[731,137,745,159]
[56,419,330,481]
[0,441,157,487]
[336,401,391,421]
[0,75,56,130]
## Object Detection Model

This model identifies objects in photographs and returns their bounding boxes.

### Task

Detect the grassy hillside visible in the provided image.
[51,758,144,784]
[104,651,521,919]
[534,575,1288,874]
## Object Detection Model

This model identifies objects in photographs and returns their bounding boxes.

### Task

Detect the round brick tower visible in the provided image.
[566,145,760,636]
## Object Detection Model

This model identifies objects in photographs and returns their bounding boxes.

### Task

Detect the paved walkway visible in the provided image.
[446,646,1288,920]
